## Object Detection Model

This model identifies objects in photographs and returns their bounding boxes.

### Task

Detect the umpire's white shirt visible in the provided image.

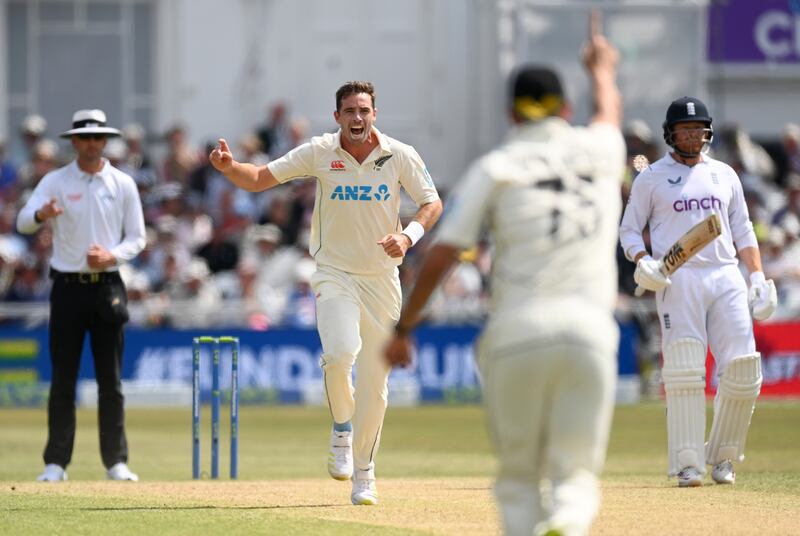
[267,128,439,275]
[17,158,146,272]
[619,153,758,266]
[436,117,625,315]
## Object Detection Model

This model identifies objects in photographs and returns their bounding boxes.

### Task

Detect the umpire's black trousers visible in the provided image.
[44,269,129,469]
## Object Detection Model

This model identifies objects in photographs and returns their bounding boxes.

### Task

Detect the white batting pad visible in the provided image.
[706,353,762,464]
[662,338,707,475]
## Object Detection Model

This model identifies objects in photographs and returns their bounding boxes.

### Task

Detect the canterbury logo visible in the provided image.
[330,160,346,170]
[67,193,83,202]
[668,176,682,185]
[373,155,393,171]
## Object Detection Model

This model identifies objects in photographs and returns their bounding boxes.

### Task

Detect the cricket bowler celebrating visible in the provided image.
[386,13,624,535]
[619,96,777,487]
[210,81,442,505]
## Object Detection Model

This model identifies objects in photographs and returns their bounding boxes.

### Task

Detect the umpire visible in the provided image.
[17,109,146,482]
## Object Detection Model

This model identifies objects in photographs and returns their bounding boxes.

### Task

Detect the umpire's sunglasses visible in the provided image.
[77,133,107,140]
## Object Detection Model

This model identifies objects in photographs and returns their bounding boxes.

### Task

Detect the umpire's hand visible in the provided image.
[37,198,63,221]
[87,244,117,269]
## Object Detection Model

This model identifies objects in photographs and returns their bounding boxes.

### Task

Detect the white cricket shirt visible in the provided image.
[17,158,146,272]
[619,152,758,266]
[436,117,625,313]
[268,128,439,275]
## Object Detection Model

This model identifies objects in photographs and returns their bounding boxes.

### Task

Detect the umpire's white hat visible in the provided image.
[60,109,121,138]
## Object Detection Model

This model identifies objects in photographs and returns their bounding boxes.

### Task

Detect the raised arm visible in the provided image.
[209,138,280,192]
[582,11,621,128]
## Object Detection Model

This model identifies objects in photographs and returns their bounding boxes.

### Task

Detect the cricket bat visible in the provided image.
[634,212,723,296]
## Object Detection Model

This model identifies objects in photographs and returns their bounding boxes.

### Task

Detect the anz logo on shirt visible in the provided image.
[330,184,391,201]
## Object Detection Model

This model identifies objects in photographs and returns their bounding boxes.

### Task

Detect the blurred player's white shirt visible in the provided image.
[619,153,758,266]
[436,117,625,314]
[268,128,439,274]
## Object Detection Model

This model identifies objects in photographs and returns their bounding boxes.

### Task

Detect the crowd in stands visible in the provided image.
[1,104,800,329]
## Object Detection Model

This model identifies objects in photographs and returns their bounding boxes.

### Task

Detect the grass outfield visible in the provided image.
[1,402,799,535]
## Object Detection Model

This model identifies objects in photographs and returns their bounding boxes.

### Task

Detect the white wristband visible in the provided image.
[401,221,425,247]
[749,271,765,286]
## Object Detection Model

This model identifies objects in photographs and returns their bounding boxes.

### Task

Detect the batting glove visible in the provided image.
[748,271,777,321]
[634,255,671,292]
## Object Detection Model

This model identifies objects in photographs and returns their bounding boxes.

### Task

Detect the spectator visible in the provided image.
[712,122,776,183]
[162,257,221,328]
[256,102,291,159]
[282,257,317,328]
[17,139,59,196]
[777,123,800,187]
[120,123,157,192]
[161,124,198,184]
[0,139,18,202]
[12,114,49,167]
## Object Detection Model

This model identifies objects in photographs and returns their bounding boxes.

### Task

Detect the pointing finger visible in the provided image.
[590,9,601,38]
[218,138,230,153]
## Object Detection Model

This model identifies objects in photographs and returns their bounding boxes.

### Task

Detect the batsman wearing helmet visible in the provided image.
[619,97,777,487]
[386,12,623,536]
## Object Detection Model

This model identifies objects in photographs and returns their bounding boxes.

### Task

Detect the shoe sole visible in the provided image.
[351,497,378,505]
[712,477,734,485]
[329,471,352,481]
[678,480,703,488]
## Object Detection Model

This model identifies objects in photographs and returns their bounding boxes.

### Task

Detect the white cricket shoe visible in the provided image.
[351,468,378,505]
[677,466,703,487]
[328,429,353,481]
[711,460,735,484]
[37,464,67,482]
[106,462,139,481]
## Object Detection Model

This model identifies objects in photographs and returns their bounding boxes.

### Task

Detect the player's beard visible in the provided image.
[677,138,704,157]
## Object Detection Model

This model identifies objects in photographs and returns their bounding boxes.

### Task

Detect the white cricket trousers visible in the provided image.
[656,263,755,376]
[477,302,617,536]
[311,264,401,473]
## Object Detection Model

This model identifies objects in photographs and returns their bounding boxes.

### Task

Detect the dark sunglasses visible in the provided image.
[77,133,107,140]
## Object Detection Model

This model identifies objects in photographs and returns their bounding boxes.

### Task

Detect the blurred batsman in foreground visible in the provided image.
[619,94,777,486]
[385,13,623,536]
[210,82,442,505]
[18,109,146,482]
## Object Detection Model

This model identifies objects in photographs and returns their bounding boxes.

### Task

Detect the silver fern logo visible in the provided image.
[373,155,393,171]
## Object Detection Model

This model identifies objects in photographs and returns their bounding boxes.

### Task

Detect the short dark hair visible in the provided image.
[509,65,564,121]
[336,81,376,112]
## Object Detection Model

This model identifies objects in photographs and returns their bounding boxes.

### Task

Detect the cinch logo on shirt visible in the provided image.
[673,195,723,212]
[330,160,346,170]
[330,184,391,201]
